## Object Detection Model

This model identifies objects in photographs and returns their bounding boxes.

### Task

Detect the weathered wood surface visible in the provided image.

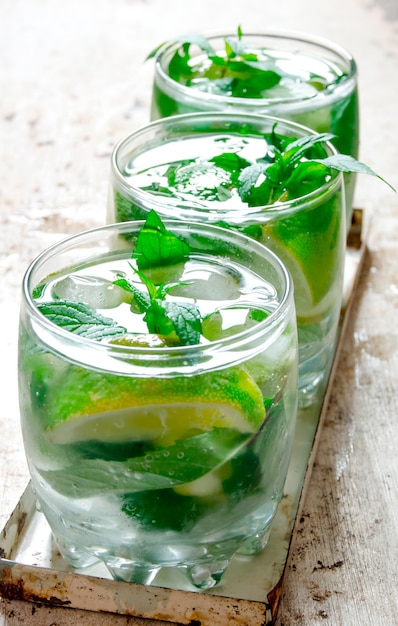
[1,0,397,624]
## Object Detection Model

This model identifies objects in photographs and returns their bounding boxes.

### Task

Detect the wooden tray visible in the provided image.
[0,210,367,625]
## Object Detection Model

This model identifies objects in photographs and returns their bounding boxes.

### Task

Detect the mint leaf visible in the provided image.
[284,160,332,197]
[32,283,45,299]
[144,300,176,336]
[42,458,177,497]
[134,209,190,270]
[167,36,216,82]
[230,70,282,97]
[112,276,151,312]
[121,488,205,531]
[37,301,126,340]
[238,162,266,200]
[42,428,249,498]
[168,42,193,81]
[312,154,396,191]
[127,428,248,483]
[132,212,203,346]
[209,152,252,177]
[238,162,279,205]
[163,300,202,345]
[146,34,215,62]
[143,300,202,346]
[280,133,334,168]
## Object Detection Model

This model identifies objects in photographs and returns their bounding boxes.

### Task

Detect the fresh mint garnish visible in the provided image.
[114,260,202,346]
[36,301,127,340]
[134,208,190,269]
[34,211,204,347]
[147,26,335,98]
[118,211,203,345]
[133,130,394,209]
[207,129,395,205]
[235,131,331,204]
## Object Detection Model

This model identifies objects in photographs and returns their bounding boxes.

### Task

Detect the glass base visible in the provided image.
[55,538,101,570]
[104,556,232,590]
[236,528,272,556]
[104,557,160,586]
[54,528,275,590]
[184,559,232,590]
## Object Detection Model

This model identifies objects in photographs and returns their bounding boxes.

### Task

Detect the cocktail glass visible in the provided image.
[108,112,346,406]
[149,29,358,229]
[18,217,298,590]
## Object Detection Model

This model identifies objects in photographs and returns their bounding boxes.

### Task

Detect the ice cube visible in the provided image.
[202,307,258,340]
[52,275,126,309]
[172,262,240,302]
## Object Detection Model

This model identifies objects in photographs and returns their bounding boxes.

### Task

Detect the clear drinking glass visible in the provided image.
[150,29,359,228]
[108,112,347,406]
[18,218,298,591]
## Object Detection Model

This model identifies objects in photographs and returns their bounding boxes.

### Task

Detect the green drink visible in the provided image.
[149,29,359,228]
[19,216,298,590]
[109,112,348,406]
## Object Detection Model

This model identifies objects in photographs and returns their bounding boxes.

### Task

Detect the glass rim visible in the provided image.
[111,111,342,221]
[153,28,357,108]
[22,218,294,362]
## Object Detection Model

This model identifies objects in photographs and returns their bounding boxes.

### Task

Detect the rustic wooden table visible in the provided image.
[1,1,397,624]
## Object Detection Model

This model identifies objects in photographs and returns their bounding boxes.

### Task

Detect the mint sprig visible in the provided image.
[210,130,396,206]
[147,26,332,98]
[114,262,202,346]
[35,211,204,347]
[123,210,203,345]
[135,130,394,208]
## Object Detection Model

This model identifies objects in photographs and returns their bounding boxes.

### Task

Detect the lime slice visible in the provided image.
[173,471,226,497]
[45,366,265,446]
[260,195,343,324]
[108,333,179,348]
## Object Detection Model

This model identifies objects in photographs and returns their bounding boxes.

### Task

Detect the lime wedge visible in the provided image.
[45,366,265,446]
[260,195,343,324]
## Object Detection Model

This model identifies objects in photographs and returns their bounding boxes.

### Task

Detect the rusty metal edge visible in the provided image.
[0,558,271,626]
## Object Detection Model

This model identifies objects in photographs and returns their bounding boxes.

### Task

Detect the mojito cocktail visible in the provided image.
[19,215,298,590]
[109,113,347,405]
[149,29,359,227]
